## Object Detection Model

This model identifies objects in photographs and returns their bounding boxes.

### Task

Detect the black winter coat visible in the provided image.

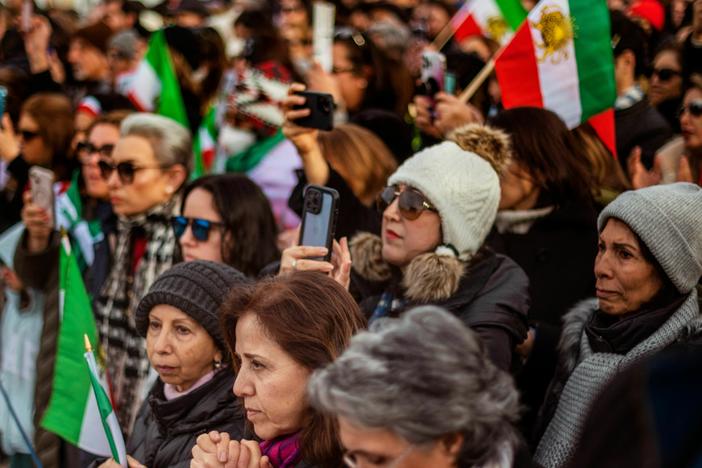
[127,370,245,468]
[615,99,672,170]
[359,251,530,372]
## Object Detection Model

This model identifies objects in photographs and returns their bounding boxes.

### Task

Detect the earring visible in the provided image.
[213,360,223,370]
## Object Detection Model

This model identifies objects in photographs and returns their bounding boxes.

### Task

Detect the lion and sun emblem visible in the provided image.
[531,5,577,64]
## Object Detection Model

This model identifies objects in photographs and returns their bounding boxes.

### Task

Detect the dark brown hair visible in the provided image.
[220,272,366,466]
[489,107,596,205]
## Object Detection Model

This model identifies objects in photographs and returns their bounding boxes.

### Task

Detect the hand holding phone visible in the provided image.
[28,166,55,229]
[298,185,339,260]
[292,91,334,131]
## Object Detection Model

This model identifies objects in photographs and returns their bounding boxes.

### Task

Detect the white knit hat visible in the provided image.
[388,141,501,259]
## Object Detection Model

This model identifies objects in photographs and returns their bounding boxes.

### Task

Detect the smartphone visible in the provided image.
[21,0,33,33]
[419,51,446,97]
[29,166,55,229]
[0,86,7,119]
[298,185,339,262]
[293,91,334,131]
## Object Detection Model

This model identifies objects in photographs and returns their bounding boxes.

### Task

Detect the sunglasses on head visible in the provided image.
[76,141,115,158]
[171,215,224,242]
[98,160,167,185]
[679,100,702,118]
[651,67,681,81]
[377,186,436,221]
[20,130,39,141]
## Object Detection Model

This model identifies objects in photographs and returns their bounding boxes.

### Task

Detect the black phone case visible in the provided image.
[298,185,339,262]
[293,91,334,131]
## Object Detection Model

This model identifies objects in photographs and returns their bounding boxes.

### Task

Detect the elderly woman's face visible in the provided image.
[338,416,461,468]
[146,304,222,392]
[381,184,442,268]
[233,312,311,440]
[106,135,179,216]
[594,218,664,315]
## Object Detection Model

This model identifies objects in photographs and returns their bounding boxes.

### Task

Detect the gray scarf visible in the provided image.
[534,289,701,467]
[95,196,179,433]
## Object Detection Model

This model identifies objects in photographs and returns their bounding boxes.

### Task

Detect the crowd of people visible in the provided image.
[0,0,701,467]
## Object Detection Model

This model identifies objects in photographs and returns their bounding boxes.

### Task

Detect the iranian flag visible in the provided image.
[451,0,527,45]
[494,0,616,136]
[40,236,127,466]
[127,29,214,176]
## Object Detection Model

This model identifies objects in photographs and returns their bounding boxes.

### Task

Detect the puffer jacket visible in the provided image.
[350,233,530,372]
[127,369,245,468]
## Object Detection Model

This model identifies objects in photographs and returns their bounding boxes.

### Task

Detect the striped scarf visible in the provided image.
[95,196,179,433]
[260,433,301,468]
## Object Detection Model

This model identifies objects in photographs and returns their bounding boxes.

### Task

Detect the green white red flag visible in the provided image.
[451,0,527,45]
[493,0,616,150]
[40,236,127,466]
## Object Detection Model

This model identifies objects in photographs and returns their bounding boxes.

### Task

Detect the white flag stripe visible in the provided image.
[528,0,582,127]
[472,0,515,44]
[78,390,112,457]
[128,61,161,111]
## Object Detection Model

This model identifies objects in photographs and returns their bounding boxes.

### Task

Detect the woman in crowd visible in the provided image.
[0,92,74,232]
[680,81,702,184]
[191,271,366,467]
[534,183,702,468]
[97,261,248,468]
[287,136,529,372]
[307,28,414,120]
[308,306,525,468]
[451,111,599,432]
[95,113,190,433]
[648,42,685,132]
[283,83,398,238]
[174,173,280,277]
[12,109,127,468]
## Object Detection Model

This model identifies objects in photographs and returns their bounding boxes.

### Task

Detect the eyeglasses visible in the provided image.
[377,186,437,221]
[171,215,224,242]
[651,67,681,81]
[343,444,415,468]
[679,100,702,118]
[332,66,356,75]
[97,160,168,185]
[76,141,115,158]
[19,130,39,141]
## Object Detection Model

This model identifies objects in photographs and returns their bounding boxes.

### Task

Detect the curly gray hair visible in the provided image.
[307,306,521,467]
[120,113,192,176]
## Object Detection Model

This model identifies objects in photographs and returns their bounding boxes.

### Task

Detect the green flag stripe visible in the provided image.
[571,0,616,120]
[147,30,189,128]
[86,354,120,461]
[496,0,528,31]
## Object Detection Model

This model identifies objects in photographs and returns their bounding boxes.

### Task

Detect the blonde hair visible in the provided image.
[317,124,397,206]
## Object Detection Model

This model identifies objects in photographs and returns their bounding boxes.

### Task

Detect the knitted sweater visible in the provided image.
[534,289,701,467]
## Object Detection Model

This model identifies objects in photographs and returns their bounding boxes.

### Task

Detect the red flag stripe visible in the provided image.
[494,24,543,108]
[454,14,483,42]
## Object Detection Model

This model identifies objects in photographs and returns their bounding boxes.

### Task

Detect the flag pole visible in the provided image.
[0,378,44,468]
[431,22,455,51]
[458,58,496,103]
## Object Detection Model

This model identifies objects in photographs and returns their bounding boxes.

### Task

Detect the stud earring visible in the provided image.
[213,360,223,370]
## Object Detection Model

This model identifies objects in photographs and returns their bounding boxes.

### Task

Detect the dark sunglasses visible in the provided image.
[76,141,115,158]
[679,100,702,118]
[171,215,224,242]
[377,186,437,221]
[651,67,681,81]
[19,130,39,141]
[98,160,167,185]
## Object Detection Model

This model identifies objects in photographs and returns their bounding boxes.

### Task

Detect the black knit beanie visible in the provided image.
[135,260,249,352]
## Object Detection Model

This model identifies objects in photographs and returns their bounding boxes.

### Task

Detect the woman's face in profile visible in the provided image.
[233,312,311,440]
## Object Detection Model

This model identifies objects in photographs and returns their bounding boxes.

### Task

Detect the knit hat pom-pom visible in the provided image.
[403,252,465,302]
[350,232,392,282]
[448,123,512,175]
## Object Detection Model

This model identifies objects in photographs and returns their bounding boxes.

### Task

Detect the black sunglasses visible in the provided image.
[377,186,437,221]
[679,100,702,118]
[77,141,115,158]
[171,215,224,242]
[19,130,39,141]
[98,160,167,185]
[651,67,681,81]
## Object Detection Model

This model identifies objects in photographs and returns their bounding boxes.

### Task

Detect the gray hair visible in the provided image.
[120,113,193,176]
[308,306,521,467]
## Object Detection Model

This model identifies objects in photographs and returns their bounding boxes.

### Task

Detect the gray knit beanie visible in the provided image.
[598,182,702,294]
[135,260,249,351]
